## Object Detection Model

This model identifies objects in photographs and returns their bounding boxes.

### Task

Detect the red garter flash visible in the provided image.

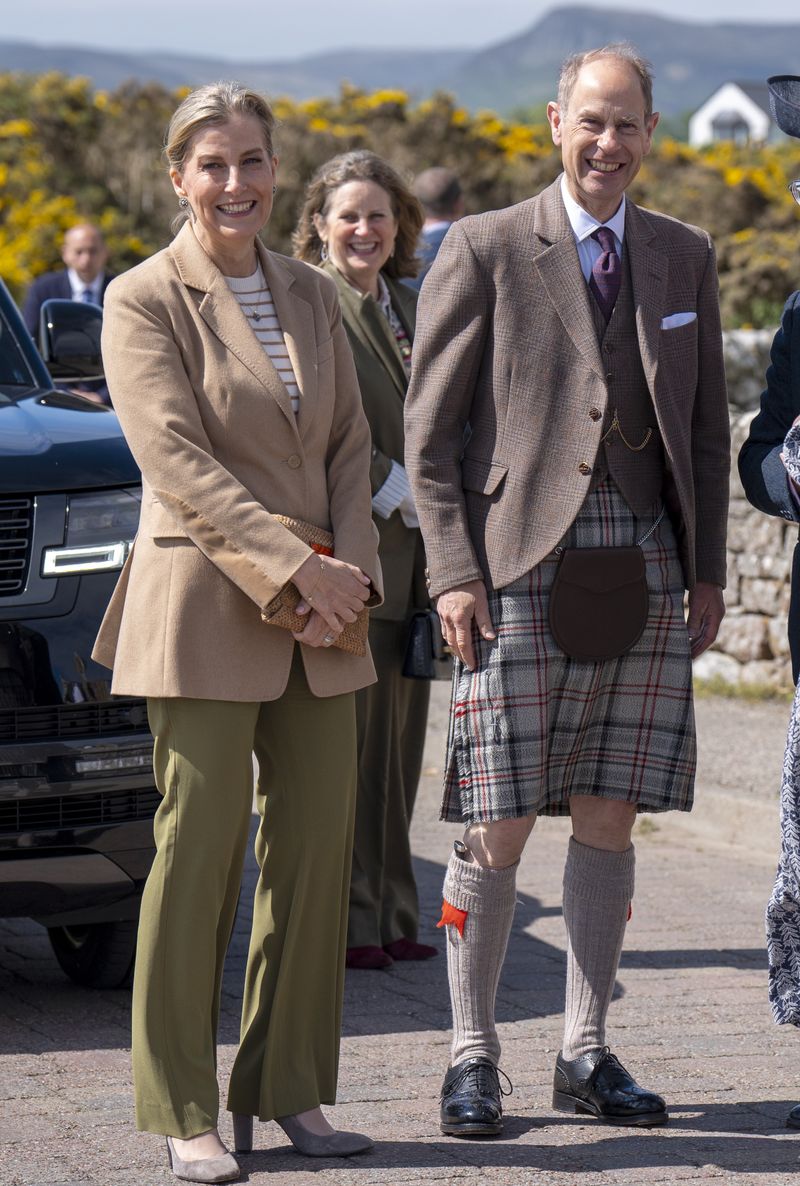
[437,899,468,937]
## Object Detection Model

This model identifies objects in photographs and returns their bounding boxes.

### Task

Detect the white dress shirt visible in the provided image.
[559,173,626,281]
[67,269,105,303]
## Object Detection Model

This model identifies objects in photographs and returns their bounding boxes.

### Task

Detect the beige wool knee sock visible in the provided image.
[561,837,635,1062]
[439,850,518,1067]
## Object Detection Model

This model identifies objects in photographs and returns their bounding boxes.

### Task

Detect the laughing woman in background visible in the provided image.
[294,151,438,971]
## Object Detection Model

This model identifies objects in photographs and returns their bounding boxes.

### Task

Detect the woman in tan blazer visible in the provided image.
[93,85,381,1184]
[294,152,437,972]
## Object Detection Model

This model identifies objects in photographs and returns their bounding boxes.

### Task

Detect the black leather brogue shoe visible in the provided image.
[787,1103,800,1129]
[553,1047,667,1126]
[439,1056,510,1137]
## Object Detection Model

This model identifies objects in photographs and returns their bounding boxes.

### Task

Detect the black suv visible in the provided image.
[0,280,156,987]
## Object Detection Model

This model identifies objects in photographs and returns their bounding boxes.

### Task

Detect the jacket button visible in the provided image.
[287,454,302,469]
[578,462,592,476]
[589,407,602,421]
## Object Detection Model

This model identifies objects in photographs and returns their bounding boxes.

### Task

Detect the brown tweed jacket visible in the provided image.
[404,176,730,597]
[92,222,381,700]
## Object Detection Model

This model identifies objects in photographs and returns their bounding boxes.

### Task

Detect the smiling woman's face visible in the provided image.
[170,113,277,274]
[314,179,398,299]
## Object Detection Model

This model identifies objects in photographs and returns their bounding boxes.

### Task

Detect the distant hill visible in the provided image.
[442,6,800,115]
[1,7,799,116]
[0,40,471,100]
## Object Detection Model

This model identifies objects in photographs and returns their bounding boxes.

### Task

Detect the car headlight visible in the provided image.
[42,488,141,576]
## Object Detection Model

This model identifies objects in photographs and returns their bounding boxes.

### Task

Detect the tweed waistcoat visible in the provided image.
[589,252,664,515]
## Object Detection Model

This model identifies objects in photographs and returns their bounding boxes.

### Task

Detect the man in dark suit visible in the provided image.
[22,223,113,403]
[405,45,729,1138]
[405,168,464,292]
[23,223,113,334]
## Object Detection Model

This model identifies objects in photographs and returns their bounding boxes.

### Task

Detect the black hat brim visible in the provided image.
[768,75,800,139]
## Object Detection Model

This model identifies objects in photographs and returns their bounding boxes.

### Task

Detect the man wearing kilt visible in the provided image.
[404,44,729,1135]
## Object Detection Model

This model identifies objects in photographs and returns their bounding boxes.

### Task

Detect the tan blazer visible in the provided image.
[322,262,427,621]
[404,176,730,597]
[93,222,382,700]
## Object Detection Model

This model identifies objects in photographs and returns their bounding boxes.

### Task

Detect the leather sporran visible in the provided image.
[402,608,452,680]
[548,545,648,662]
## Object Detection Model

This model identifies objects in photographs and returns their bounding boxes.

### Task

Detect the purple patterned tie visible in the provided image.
[589,227,621,323]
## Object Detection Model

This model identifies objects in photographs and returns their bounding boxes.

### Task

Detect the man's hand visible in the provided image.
[686,581,725,659]
[436,579,496,671]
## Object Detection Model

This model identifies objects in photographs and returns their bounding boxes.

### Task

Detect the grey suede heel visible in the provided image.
[165,1135,240,1183]
[276,1114,374,1157]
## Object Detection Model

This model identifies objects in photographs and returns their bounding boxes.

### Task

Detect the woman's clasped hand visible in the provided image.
[292,552,372,645]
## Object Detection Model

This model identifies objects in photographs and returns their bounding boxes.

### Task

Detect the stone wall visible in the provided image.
[693,329,795,693]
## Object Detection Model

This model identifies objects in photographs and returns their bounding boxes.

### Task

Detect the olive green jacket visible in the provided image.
[322,262,427,621]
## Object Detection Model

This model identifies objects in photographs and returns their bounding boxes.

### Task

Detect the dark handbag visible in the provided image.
[547,509,663,663]
[402,609,452,680]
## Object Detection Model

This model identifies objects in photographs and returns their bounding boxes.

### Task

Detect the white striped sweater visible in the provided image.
[225,264,300,414]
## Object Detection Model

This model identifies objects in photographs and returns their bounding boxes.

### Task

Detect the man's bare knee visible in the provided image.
[464,813,536,868]
[569,795,636,852]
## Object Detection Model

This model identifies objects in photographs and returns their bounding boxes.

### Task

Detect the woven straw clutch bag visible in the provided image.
[260,515,369,657]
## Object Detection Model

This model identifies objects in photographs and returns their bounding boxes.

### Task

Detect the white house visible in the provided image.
[688,82,781,147]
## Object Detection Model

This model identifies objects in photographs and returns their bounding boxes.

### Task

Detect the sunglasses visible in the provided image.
[790,180,800,206]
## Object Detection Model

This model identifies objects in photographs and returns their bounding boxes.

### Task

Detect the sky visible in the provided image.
[2,0,797,60]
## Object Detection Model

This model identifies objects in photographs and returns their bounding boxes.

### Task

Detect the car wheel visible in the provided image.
[47,919,138,988]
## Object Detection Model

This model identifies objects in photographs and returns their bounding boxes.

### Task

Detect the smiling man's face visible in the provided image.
[547,57,659,223]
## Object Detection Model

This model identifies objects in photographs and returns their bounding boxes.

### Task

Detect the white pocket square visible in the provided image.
[661,312,697,330]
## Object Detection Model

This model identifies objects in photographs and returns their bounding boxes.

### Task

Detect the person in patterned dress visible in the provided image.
[738,73,800,1130]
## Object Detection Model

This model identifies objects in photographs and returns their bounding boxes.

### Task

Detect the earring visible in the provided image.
[179,197,189,209]
[272,184,277,195]
[320,245,328,262]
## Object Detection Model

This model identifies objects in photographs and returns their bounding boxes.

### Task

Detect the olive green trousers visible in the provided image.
[348,618,430,948]
[132,653,357,1137]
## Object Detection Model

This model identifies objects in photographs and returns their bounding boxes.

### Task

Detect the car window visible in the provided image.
[0,315,35,386]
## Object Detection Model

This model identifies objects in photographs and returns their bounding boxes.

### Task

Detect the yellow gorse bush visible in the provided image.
[0,118,34,138]
[0,72,798,326]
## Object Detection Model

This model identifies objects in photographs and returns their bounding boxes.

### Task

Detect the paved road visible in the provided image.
[2,688,800,1185]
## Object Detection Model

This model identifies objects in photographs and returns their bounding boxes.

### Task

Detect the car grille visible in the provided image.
[0,786,161,834]
[0,698,149,743]
[0,497,33,596]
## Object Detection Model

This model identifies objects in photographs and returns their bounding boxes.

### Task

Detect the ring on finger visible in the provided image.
[323,633,335,645]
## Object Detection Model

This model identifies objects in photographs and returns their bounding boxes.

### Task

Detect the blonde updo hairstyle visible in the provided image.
[165,81,276,231]
[293,150,423,280]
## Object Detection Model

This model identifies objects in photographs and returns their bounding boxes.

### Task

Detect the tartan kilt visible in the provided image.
[441,479,696,823]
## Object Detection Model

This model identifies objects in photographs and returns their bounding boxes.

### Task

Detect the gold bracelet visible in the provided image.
[304,557,325,605]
